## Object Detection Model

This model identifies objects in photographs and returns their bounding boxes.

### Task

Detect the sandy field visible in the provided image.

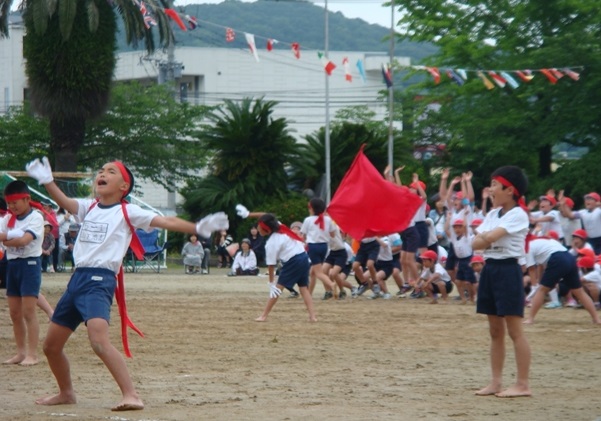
[1,267,601,421]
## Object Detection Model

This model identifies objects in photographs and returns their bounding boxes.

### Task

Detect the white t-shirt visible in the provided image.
[344,241,355,264]
[328,223,346,251]
[425,217,438,246]
[573,208,601,238]
[232,250,257,272]
[436,245,449,264]
[582,270,601,289]
[525,238,567,267]
[74,199,156,274]
[301,215,333,244]
[376,236,392,262]
[0,209,45,259]
[449,230,474,259]
[531,210,564,238]
[478,206,529,260]
[420,262,451,283]
[414,201,427,223]
[265,232,305,265]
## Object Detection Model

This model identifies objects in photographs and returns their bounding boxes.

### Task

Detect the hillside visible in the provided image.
[118,0,436,63]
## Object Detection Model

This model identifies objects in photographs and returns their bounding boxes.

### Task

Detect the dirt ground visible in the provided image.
[1,267,601,421]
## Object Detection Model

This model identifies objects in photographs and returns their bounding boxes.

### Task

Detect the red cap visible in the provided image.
[453,191,463,200]
[539,195,557,207]
[585,192,601,202]
[564,197,574,209]
[577,248,595,259]
[572,229,588,240]
[547,230,559,240]
[420,250,438,261]
[470,219,483,227]
[470,255,485,265]
[577,256,595,269]
[410,181,426,191]
[452,219,465,226]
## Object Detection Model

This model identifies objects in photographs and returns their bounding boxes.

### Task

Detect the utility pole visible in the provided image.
[387,0,395,171]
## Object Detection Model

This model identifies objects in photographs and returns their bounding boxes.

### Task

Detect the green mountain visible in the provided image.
[118,0,436,63]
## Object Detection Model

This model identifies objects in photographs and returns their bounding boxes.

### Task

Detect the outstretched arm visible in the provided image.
[26,157,78,215]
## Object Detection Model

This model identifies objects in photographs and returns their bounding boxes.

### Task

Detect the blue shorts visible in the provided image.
[589,236,601,255]
[277,253,310,290]
[6,257,42,298]
[432,281,453,294]
[456,257,476,283]
[325,248,348,269]
[540,251,581,290]
[477,258,524,317]
[341,263,352,277]
[355,240,380,266]
[401,226,419,253]
[445,243,457,270]
[375,260,393,280]
[307,242,328,265]
[415,221,429,248]
[51,268,116,331]
[392,253,401,271]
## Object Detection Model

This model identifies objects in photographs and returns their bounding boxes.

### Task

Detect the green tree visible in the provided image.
[0,82,210,191]
[182,98,299,225]
[0,0,176,171]
[396,0,601,196]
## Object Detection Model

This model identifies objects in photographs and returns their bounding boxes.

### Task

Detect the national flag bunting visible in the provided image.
[488,71,507,88]
[446,69,464,86]
[225,27,235,42]
[563,68,580,81]
[291,42,301,59]
[342,57,352,82]
[381,64,393,88]
[425,67,440,84]
[245,33,260,62]
[317,52,336,75]
[515,70,534,82]
[477,71,495,90]
[540,69,558,84]
[500,71,519,89]
[164,8,186,31]
[137,1,156,29]
[356,59,366,83]
[266,39,278,51]
[184,15,197,30]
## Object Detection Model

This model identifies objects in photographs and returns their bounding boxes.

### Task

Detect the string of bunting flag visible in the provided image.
[131,1,583,90]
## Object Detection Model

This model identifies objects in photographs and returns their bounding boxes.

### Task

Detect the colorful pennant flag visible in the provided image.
[356,59,366,83]
[164,8,186,31]
[137,1,156,29]
[550,68,564,80]
[540,69,558,84]
[563,68,580,81]
[446,69,464,86]
[515,70,534,82]
[342,57,352,82]
[477,71,495,90]
[488,71,507,88]
[317,52,336,75]
[291,42,301,59]
[500,71,520,89]
[266,39,278,51]
[245,33,260,62]
[225,27,235,42]
[184,15,197,30]
[425,67,440,84]
[381,64,393,88]
[456,69,468,81]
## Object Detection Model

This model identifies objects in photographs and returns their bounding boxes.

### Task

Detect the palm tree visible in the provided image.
[0,0,176,171]
[182,97,299,219]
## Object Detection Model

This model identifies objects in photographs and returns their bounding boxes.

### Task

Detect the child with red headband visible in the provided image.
[0,180,46,366]
[472,165,531,398]
[25,157,228,412]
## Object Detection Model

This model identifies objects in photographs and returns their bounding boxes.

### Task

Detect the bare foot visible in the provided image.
[3,355,25,365]
[255,316,267,322]
[428,300,438,304]
[19,357,39,366]
[309,317,317,322]
[523,318,534,325]
[36,392,77,406]
[111,397,144,411]
[495,385,532,398]
[475,384,502,396]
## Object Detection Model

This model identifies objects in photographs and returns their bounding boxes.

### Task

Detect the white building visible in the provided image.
[1,18,409,214]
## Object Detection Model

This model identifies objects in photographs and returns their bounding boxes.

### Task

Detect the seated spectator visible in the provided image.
[229,238,259,276]
[41,222,55,273]
[216,229,233,268]
[182,234,204,274]
[61,223,79,271]
[249,225,266,267]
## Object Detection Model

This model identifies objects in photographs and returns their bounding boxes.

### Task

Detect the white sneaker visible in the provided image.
[382,293,392,299]
[201,269,208,274]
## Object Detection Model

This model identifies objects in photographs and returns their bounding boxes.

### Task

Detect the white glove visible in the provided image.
[236,204,249,219]
[7,229,25,240]
[269,282,282,299]
[195,212,229,238]
[25,157,54,185]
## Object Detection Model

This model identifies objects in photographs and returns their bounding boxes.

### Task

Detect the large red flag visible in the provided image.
[327,146,423,240]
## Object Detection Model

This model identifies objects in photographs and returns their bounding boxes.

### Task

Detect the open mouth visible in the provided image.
[97,179,108,186]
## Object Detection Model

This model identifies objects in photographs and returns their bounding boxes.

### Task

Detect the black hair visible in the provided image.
[4,180,30,196]
[258,213,280,233]
[491,165,528,202]
[123,164,135,197]
[0,198,6,211]
[309,197,326,215]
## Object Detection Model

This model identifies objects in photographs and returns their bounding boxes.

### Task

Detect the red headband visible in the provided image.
[4,193,30,202]
[4,193,59,229]
[258,221,271,233]
[493,176,520,197]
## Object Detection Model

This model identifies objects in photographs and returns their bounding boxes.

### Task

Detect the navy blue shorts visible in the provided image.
[52,268,116,331]
[375,260,393,280]
[456,257,476,283]
[355,240,380,266]
[392,253,401,271]
[445,243,457,270]
[277,253,310,290]
[415,221,429,248]
[6,257,42,298]
[432,281,453,294]
[589,236,601,255]
[325,248,348,269]
[477,258,525,317]
[401,226,419,253]
[341,263,352,277]
[307,242,328,265]
[540,251,581,290]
